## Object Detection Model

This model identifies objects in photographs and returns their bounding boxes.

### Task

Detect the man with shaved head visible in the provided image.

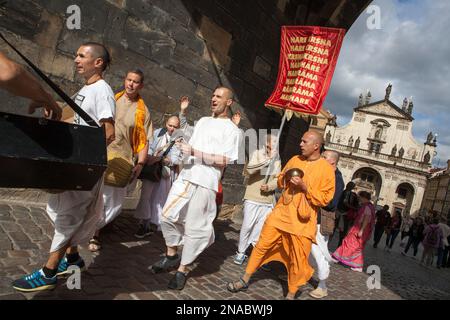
[80,42,111,71]
[150,86,241,290]
[133,114,181,237]
[309,149,344,299]
[227,130,335,300]
[323,150,339,165]
[13,42,115,292]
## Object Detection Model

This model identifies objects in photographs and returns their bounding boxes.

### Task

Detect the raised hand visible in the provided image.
[232,111,241,126]
[180,96,190,113]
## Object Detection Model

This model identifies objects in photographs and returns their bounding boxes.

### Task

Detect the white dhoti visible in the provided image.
[134,177,172,228]
[47,178,104,253]
[238,200,273,254]
[310,225,332,280]
[160,178,216,266]
[97,185,127,230]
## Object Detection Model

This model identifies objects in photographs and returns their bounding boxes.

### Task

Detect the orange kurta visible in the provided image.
[268,156,335,239]
[245,156,335,293]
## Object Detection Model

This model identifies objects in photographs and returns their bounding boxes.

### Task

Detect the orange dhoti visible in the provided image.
[245,222,314,294]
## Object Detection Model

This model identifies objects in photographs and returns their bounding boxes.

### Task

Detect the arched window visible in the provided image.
[396,187,408,199]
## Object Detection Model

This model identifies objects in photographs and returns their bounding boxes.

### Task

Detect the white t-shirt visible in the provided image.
[180,116,240,192]
[73,79,115,126]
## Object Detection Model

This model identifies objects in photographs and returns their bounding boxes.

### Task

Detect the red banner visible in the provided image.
[265,26,345,115]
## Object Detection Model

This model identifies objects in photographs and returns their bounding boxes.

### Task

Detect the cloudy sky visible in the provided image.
[324,0,450,167]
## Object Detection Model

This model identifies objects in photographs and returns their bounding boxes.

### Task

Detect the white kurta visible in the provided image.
[237,200,273,254]
[310,225,332,280]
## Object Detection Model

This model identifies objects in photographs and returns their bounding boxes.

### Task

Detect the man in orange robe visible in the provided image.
[227,130,335,299]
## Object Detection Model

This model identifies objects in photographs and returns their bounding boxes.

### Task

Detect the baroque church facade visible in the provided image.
[324,85,437,217]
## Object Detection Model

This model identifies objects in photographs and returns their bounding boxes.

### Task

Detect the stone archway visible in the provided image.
[394,182,415,217]
[352,167,383,203]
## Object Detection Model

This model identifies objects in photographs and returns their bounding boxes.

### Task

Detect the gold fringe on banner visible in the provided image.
[265,104,310,122]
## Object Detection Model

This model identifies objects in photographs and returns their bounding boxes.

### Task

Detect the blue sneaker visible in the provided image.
[12,269,57,292]
[233,252,247,265]
[57,256,86,276]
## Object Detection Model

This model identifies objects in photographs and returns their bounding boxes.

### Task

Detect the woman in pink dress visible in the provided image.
[332,191,375,272]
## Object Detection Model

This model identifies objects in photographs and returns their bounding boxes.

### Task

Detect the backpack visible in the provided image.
[340,191,357,211]
[425,226,439,247]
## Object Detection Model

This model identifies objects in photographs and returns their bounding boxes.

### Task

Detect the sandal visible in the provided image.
[226,277,249,293]
[88,237,102,252]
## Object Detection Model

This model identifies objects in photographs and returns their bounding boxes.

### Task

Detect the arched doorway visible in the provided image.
[352,167,383,203]
[394,183,415,217]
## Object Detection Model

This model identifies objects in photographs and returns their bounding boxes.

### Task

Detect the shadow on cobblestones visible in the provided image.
[28,213,177,300]
[2,202,450,300]
[20,214,265,300]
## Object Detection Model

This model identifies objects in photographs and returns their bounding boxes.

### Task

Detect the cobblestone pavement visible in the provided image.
[1,200,449,300]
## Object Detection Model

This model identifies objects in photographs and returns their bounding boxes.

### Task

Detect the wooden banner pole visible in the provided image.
[264,110,289,184]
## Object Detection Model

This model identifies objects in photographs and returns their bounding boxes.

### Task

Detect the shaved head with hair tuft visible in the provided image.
[215,86,234,101]
[81,42,111,71]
